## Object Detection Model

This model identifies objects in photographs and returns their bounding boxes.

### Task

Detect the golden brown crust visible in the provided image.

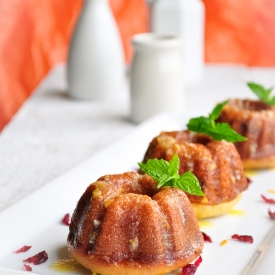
[242,155,275,170]
[69,247,202,275]
[192,194,242,219]
[68,172,204,275]
[218,99,275,164]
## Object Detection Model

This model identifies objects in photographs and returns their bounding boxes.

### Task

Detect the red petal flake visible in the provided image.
[62,213,70,226]
[194,256,202,267]
[182,256,203,275]
[268,208,275,219]
[231,234,253,243]
[246,177,252,184]
[14,245,32,254]
[23,264,32,272]
[261,195,275,204]
[23,251,48,265]
[201,232,212,243]
[182,264,197,275]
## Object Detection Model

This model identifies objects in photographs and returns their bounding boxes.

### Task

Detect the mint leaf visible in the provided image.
[138,154,204,196]
[214,123,247,142]
[138,159,172,187]
[187,102,247,142]
[167,153,180,179]
[210,100,229,121]
[187,117,211,133]
[269,96,275,105]
[247,82,275,105]
[176,171,204,196]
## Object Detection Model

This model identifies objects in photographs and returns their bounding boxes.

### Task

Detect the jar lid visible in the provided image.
[132,33,182,50]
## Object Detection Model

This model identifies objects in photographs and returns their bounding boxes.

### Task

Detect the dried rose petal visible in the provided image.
[182,256,202,275]
[261,195,275,204]
[182,264,197,275]
[246,177,252,184]
[23,251,48,265]
[194,256,202,267]
[268,208,275,219]
[62,213,70,226]
[14,245,32,254]
[23,264,32,271]
[201,232,212,243]
[231,234,253,243]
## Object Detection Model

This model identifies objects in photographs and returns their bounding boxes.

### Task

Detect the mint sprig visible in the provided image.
[187,101,247,142]
[247,82,275,105]
[138,154,204,196]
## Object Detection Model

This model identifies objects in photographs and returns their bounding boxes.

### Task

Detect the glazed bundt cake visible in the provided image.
[68,172,204,275]
[218,99,275,169]
[142,130,248,219]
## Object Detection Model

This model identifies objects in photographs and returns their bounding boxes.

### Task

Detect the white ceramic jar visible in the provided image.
[67,0,126,100]
[149,0,205,86]
[130,33,184,123]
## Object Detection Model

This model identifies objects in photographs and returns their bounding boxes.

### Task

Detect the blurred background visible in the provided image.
[1,0,275,131]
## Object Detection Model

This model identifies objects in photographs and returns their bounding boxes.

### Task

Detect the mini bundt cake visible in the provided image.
[142,130,248,219]
[218,99,275,169]
[68,172,204,275]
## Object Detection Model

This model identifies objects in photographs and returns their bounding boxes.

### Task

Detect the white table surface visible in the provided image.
[1,63,275,213]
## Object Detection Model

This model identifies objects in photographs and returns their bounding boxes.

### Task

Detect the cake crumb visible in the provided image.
[201,196,209,204]
[93,188,102,198]
[93,220,101,228]
[104,198,114,207]
[89,232,98,244]
[162,217,169,229]
[129,237,139,251]
[210,163,216,171]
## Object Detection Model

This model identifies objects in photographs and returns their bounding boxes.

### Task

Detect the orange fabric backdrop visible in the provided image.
[1,0,275,131]
[202,0,275,65]
[0,0,148,131]
[0,0,80,131]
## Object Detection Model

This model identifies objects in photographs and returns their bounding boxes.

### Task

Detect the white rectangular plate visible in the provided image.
[0,113,275,275]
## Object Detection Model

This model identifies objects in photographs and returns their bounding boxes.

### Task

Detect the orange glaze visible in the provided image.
[229,209,245,216]
[220,240,228,246]
[198,220,214,229]
[49,259,89,273]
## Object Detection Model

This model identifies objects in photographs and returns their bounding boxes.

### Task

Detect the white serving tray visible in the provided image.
[0,113,275,275]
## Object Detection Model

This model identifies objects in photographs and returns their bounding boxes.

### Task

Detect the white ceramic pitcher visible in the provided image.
[130,33,185,123]
[67,0,126,100]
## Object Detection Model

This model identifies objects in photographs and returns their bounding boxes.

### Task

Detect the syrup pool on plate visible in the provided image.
[49,259,90,273]
[229,209,245,216]
[198,220,214,229]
